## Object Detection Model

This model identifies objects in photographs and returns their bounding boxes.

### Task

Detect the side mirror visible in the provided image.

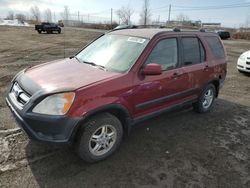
[142,63,162,75]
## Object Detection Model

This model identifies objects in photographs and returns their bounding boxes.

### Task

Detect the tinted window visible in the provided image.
[205,36,225,58]
[182,37,203,65]
[146,38,178,70]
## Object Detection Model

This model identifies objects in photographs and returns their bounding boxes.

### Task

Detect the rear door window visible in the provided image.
[205,36,225,58]
[181,37,205,66]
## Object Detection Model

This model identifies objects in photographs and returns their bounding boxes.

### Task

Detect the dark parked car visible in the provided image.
[6,28,227,162]
[35,22,61,34]
[217,30,230,40]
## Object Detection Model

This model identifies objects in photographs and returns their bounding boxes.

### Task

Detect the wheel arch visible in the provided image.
[208,79,220,97]
[202,76,222,98]
[71,104,132,142]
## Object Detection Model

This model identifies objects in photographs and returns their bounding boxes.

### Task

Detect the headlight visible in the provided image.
[239,54,245,60]
[11,69,25,82]
[32,92,75,115]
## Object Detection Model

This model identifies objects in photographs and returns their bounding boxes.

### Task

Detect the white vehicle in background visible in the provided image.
[237,50,250,73]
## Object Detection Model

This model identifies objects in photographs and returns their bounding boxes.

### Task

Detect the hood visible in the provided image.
[17,58,120,94]
[243,50,250,58]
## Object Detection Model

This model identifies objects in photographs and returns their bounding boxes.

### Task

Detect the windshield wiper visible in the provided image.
[82,60,107,71]
[73,56,82,63]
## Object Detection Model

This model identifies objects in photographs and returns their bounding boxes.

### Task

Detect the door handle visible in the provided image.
[171,72,180,79]
[204,65,209,71]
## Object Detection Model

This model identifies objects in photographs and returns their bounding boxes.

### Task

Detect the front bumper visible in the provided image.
[237,59,250,73]
[6,96,80,143]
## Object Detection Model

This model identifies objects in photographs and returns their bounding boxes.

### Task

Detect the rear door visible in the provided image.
[179,35,210,94]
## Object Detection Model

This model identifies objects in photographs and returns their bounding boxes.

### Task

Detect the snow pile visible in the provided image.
[0,19,29,27]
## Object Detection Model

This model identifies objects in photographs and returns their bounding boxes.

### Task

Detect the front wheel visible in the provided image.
[76,113,123,163]
[193,84,216,113]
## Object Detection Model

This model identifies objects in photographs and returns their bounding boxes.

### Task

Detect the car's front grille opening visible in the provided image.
[246,61,250,65]
[10,82,31,107]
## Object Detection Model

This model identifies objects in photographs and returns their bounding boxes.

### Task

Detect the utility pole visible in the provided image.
[53,12,56,23]
[111,8,113,28]
[168,4,171,25]
[78,11,80,22]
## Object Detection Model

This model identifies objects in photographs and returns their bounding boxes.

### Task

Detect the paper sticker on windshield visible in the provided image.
[128,37,146,44]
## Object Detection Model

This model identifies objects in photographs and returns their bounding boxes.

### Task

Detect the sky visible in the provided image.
[0,0,250,28]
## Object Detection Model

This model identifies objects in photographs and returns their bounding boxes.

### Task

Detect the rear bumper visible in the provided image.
[6,97,80,143]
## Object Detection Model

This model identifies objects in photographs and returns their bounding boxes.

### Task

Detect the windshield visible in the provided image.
[76,34,149,73]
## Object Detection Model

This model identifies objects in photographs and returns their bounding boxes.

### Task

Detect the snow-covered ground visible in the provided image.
[0,19,29,26]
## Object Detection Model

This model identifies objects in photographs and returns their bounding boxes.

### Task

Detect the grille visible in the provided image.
[246,62,250,65]
[10,82,31,107]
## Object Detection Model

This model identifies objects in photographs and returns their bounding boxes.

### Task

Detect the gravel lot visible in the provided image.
[0,26,249,188]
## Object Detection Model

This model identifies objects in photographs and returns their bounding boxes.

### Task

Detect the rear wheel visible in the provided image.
[193,84,216,113]
[76,113,123,163]
[37,30,41,34]
[58,29,61,34]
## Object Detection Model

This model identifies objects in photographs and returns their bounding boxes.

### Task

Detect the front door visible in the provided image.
[132,37,195,118]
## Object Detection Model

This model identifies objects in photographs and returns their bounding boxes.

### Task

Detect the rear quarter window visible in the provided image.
[204,36,225,59]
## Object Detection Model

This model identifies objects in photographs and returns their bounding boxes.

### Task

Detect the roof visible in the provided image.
[109,28,217,39]
[110,29,170,39]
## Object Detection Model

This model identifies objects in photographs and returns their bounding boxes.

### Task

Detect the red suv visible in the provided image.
[6,29,227,162]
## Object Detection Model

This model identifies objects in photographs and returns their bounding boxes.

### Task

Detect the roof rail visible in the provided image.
[172,27,206,32]
[110,25,208,34]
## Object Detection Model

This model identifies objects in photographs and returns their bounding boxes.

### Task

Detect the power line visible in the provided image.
[172,2,250,9]
[173,3,250,11]
[151,2,250,12]
[87,9,110,16]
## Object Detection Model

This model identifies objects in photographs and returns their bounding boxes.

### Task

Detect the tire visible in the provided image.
[76,113,123,163]
[193,84,216,113]
[38,30,41,34]
[58,29,61,34]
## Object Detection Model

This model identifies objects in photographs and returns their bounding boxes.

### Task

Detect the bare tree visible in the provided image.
[44,8,52,22]
[15,14,26,22]
[116,5,134,25]
[176,13,189,22]
[245,14,250,28]
[7,11,14,20]
[140,0,151,25]
[30,6,41,22]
